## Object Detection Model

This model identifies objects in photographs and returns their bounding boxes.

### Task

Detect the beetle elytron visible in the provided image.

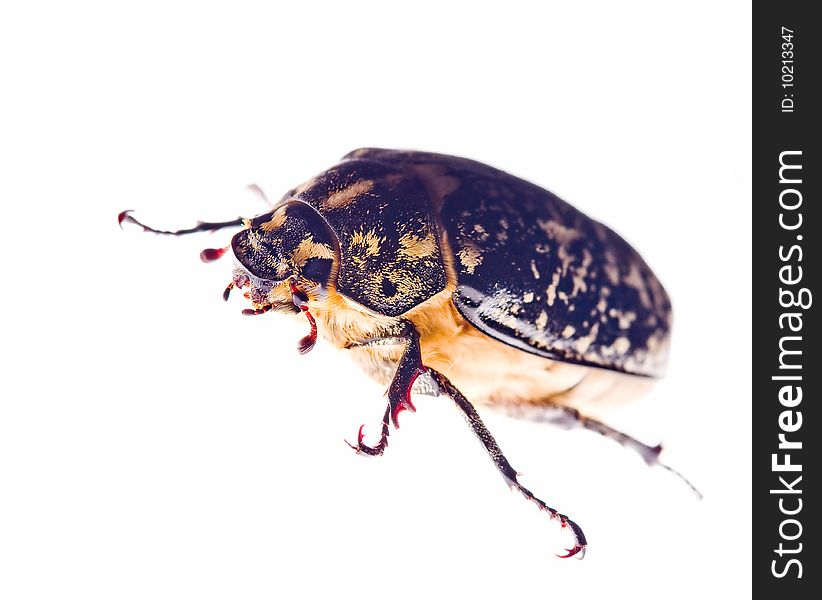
[120,148,697,559]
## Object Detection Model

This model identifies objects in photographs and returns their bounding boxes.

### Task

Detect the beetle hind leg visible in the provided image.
[503,404,702,498]
[427,370,587,559]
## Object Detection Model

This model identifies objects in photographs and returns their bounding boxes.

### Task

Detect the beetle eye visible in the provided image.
[300,257,332,283]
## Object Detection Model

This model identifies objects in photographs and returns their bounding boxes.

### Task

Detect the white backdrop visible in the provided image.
[23,4,751,599]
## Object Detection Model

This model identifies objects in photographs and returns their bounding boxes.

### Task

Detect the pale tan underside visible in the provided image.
[305,284,654,419]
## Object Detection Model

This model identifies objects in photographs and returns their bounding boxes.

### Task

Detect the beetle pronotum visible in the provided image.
[120,148,699,559]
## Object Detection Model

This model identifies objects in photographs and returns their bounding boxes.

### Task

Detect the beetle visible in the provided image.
[120,148,698,559]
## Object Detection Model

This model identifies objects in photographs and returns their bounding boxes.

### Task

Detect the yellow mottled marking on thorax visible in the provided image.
[261,207,288,232]
[323,180,374,210]
[248,229,264,251]
[290,235,335,267]
[349,229,384,266]
[398,232,437,259]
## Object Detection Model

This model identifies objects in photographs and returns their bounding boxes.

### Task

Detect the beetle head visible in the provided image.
[229,202,337,309]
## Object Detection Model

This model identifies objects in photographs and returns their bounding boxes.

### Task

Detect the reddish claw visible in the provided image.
[553,517,587,559]
[345,425,377,452]
[346,410,390,456]
[557,544,587,560]
[117,210,133,228]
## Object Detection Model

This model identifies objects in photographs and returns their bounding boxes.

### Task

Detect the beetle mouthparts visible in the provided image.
[289,278,317,355]
[243,304,273,317]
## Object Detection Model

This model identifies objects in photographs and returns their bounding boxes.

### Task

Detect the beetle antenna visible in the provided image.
[222,282,235,301]
[118,210,244,236]
[246,183,272,207]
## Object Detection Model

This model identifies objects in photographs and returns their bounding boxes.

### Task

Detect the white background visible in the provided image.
[14,2,751,599]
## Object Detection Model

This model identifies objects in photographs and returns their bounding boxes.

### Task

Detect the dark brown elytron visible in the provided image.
[120,148,695,559]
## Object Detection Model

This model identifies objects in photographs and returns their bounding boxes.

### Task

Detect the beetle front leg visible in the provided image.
[427,370,587,559]
[345,327,587,558]
[347,323,425,456]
